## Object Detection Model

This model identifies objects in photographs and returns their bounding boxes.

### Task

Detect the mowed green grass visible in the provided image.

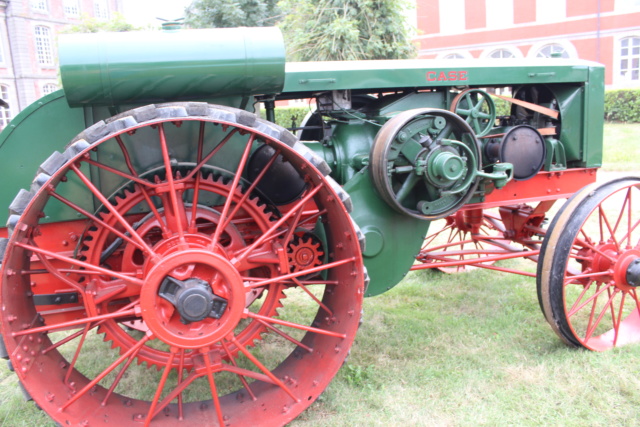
[1,123,639,426]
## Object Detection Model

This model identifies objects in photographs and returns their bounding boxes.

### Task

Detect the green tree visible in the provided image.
[62,12,138,33]
[184,0,281,28]
[278,0,416,61]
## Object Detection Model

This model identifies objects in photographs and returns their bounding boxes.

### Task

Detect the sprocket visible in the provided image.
[78,170,286,370]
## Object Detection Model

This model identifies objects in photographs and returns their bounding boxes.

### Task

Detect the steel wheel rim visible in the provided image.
[0,104,364,425]
[540,178,640,351]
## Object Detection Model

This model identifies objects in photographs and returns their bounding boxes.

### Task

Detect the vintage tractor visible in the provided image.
[0,27,635,425]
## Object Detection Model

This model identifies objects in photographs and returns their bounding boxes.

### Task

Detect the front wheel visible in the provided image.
[538,177,640,351]
[0,103,365,426]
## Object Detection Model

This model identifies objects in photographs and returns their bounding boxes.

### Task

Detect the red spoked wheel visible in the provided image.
[0,103,365,426]
[538,177,640,351]
[415,209,507,273]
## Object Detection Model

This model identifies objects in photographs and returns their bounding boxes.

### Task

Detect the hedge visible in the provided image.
[604,89,640,123]
[260,106,311,129]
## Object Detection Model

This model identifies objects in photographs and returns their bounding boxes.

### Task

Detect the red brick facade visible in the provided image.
[415,0,640,88]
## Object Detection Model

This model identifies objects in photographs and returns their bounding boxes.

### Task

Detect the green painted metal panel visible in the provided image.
[344,170,429,297]
[59,27,285,107]
[0,90,88,225]
[283,59,598,94]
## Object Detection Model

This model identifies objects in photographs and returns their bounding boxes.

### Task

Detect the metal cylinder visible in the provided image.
[59,27,286,107]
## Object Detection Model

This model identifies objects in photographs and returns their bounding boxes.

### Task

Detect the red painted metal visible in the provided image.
[465,168,598,210]
[0,112,364,426]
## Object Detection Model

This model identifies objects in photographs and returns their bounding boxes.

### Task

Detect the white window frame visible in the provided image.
[480,46,523,59]
[34,25,54,66]
[42,83,58,95]
[436,50,473,60]
[0,38,5,65]
[94,0,109,20]
[613,33,640,88]
[31,0,48,13]
[63,0,81,17]
[527,40,577,59]
[0,84,12,130]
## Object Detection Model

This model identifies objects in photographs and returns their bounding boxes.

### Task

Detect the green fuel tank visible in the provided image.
[59,27,286,107]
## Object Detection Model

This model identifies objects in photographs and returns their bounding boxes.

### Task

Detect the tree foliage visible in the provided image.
[63,13,138,33]
[278,0,416,61]
[184,0,281,28]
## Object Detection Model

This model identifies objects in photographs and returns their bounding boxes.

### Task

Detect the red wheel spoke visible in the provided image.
[63,324,91,386]
[101,351,137,406]
[567,282,612,318]
[115,136,170,235]
[70,163,159,261]
[628,188,633,248]
[84,158,153,188]
[150,370,199,420]
[13,307,138,337]
[48,190,151,253]
[292,277,333,316]
[201,348,225,426]
[177,349,186,420]
[572,236,617,263]
[246,257,356,289]
[15,242,144,287]
[563,270,611,285]
[235,183,324,264]
[157,124,188,242]
[189,122,206,232]
[211,133,256,248]
[218,149,281,234]
[598,206,621,249]
[61,333,152,411]
[612,188,631,236]
[613,292,627,346]
[254,317,313,353]
[246,312,346,339]
[228,334,299,402]
[32,250,86,296]
[221,340,257,401]
[585,288,619,342]
[567,280,595,316]
[181,128,239,181]
[144,349,177,427]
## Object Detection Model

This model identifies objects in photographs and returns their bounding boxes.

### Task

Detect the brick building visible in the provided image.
[0,0,124,130]
[415,0,640,88]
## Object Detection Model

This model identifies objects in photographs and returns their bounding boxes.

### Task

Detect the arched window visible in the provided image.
[0,85,12,130]
[535,43,569,59]
[489,49,515,59]
[42,83,58,95]
[620,36,640,82]
[34,26,53,66]
[444,53,465,59]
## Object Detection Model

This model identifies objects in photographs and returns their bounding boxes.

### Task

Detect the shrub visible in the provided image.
[260,106,312,129]
[604,89,640,123]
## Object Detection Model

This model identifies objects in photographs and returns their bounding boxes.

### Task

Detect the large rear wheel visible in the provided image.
[0,103,365,425]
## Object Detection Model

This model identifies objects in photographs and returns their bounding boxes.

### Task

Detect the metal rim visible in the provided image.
[538,177,640,350]
[370,108,481,220]
[0,103,364,425]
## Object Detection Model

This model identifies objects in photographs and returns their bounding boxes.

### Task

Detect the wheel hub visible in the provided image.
[140,250,245,349]
[159,276,228,323]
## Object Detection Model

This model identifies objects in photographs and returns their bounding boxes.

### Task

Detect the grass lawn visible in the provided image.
[1,123,639,426]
